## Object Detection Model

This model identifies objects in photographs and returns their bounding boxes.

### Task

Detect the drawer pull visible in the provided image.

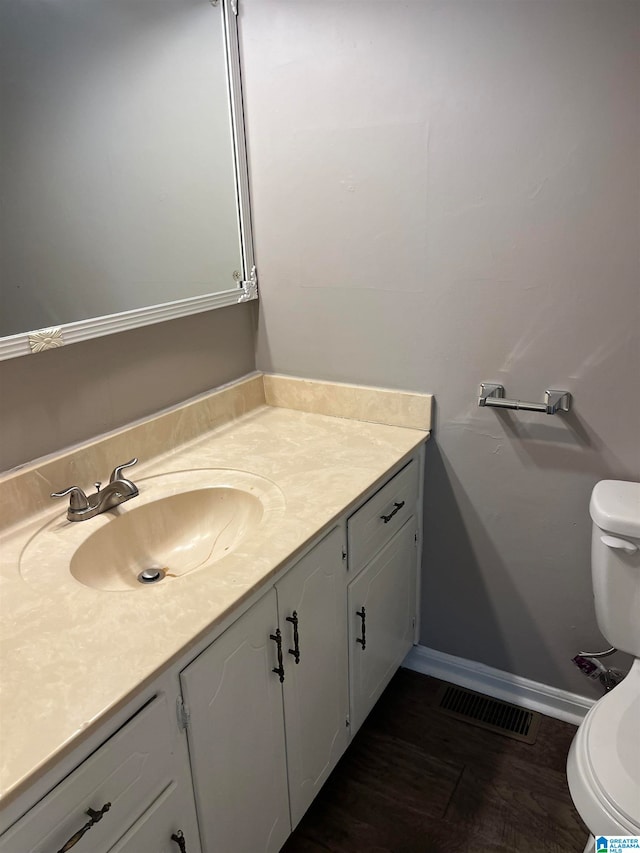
[55,802,111,853]
[270,628,285,682]
[286,611,301,664]
[380,501,405,524]
[356,607,366,650]
[171,830,187,852]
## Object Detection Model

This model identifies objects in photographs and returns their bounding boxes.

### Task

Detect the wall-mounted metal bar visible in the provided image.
[478,384,571,415]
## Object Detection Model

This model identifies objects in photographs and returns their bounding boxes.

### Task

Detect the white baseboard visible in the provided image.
[403,645,595,726]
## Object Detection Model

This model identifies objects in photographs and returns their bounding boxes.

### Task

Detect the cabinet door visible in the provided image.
[108,780,201,853]
[180,590,290,853]
[276,526,349,828]
[348,517,417,735]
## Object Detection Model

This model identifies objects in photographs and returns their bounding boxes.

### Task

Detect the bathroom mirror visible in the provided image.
[0,0,256,361]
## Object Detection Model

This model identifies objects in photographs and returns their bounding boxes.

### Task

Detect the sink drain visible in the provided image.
[137,568,167,585]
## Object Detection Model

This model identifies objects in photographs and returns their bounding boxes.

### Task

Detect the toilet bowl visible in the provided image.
[567,659,640,837]
[566,480,640,849]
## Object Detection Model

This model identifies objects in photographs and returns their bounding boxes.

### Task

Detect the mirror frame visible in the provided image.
[0,0,256,362]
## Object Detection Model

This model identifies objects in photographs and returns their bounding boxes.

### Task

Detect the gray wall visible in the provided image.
[0,304,256,472]
[242,0,640,695]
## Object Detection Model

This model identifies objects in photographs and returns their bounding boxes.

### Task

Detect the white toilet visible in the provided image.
[567,479,640,852]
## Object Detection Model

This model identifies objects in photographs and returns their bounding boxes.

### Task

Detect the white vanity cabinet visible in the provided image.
[0,694,201,853]
[179,525,348,851]
[346,460,419,735]
[176,461,419,853]
[0,449,424,853]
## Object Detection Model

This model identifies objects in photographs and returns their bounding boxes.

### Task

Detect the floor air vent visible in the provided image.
[434,684,541,744]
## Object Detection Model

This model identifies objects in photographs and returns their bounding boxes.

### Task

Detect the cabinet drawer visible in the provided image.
[108,779,200,853]
[347,459,418,575]
[0,697,177,853]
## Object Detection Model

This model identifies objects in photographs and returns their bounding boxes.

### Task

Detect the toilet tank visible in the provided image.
[590,480,640,657]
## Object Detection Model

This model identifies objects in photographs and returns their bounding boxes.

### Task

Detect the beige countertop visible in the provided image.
[0,374,430,807]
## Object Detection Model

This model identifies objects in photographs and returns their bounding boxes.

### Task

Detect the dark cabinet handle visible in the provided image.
[286,611,301,664]
[171,830,187,852]
[380,500,405,524]
[270,628,285,682]
[356,607,366,650]
[55,803,111,853]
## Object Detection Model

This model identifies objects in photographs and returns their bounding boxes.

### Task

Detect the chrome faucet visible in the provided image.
[51,458,139,522]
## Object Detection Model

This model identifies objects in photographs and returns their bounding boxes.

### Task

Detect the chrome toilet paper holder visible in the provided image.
[478,383,571,415]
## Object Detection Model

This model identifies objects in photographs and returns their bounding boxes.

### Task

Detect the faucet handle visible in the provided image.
[109,458,138,483]
[51,486,89,511]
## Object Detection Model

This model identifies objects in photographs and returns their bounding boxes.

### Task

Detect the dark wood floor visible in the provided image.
[283,669,589,853]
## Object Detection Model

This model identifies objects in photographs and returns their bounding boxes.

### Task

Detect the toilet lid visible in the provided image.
[590,480,640,539]
[585,662,640,830]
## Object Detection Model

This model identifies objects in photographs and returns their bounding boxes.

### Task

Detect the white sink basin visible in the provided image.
[20,469,285,592]
[70,487,262,590]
